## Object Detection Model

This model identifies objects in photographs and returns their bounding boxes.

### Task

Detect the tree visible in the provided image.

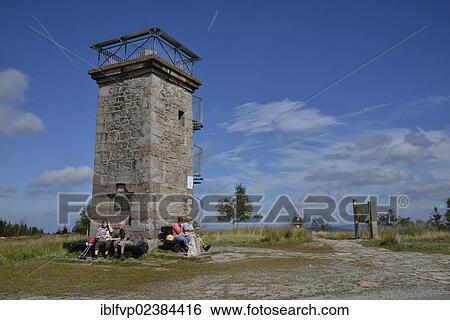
[426,206,445,230]
[445,198,450,230]
[72,206,90,235]
[378,209,397,227]
[396,216,412,227]
[378,209,398,227]
[0,219,44,237]
[216,183,254,228]
[310,217,328,231]
[56,225,69,234]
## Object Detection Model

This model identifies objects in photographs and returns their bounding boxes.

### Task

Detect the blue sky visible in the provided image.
[1,0,449,231]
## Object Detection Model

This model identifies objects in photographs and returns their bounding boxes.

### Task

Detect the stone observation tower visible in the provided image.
[88,28,204,238]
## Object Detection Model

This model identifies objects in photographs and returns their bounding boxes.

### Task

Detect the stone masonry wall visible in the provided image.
[90,72,194,238]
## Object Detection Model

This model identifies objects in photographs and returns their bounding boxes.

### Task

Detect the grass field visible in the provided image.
[1,226,449,299]
[0,228,328,298]
[363,228,450,255]
[0,234,85,261]
[316,225,450,255]
[202,226,334,253]
[316,231,355,240]
[203,226,310,246]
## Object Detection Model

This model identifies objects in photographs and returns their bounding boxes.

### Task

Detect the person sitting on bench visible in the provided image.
[112,222,133,260]
[93,220,113,260]
[183,217,211,252]
[172,217,190,248]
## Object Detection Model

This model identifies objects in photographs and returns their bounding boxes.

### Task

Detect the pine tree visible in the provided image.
[378,209,397,227]
[0,219,43,237]
[311,217,328,231]
[426,206,445,230]
[72,206,91,235]
[216,183,254,228]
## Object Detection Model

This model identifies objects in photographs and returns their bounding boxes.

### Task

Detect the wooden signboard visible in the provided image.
[355,204,369,223]
[352,201,379,239]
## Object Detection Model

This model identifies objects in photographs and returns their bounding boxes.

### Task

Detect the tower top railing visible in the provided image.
[90,27,201,76]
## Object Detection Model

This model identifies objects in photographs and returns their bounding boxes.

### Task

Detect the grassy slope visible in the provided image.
[0,234,85,261]
[0,228,329,298]
[203,226,310,246]
[363,229,450,255]
[316,226,450,255]
[202,226,333,253]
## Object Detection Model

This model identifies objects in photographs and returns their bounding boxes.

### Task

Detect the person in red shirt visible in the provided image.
[172,216,190,247]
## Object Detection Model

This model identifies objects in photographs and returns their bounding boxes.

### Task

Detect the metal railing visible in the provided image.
[90,28,201,76]
[193,144,204,185]
[192,96,204,131]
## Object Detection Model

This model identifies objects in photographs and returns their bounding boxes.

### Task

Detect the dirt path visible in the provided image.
[314,236,450,298]
[7,237,450,299]
[138,237,450,299]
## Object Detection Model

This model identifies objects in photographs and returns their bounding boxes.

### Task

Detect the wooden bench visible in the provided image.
[157,226,182,253]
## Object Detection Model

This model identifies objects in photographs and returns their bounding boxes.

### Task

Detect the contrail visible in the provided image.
[29,15,77,69]
[273,25,429,122]
[26,23,122,85]
[336,101,401,119]
[207,10,220,32]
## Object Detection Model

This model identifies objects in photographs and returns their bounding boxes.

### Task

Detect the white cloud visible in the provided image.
[204,124,450,219]
[0,186,18,198]
[357,129,449,166]
[29,166,93,193]
[205,93,450,219]
[409,94,450,107]
[304,167,410,188]
[0,68,45,135]
[219,99,337,135]
[355,134,392,150]
[211,138,262,163]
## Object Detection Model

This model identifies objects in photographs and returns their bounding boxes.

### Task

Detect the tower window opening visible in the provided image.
[178,110,185,126]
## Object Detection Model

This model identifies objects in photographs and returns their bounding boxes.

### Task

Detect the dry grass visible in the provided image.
[364,226,450,255]
[0,254,328,298]
[315,231,355,240]
[0,234,85,262]
[314,225,450,255]
[202,226,310,247]
[0,230,328,298]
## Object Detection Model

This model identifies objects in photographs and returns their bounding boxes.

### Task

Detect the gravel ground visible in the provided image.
[10,237,450,299]
[134,236,450,299]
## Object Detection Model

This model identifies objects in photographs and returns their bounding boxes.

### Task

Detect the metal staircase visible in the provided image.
[192,95,204,185]
[192,96,203,131]
[193,145,204,185]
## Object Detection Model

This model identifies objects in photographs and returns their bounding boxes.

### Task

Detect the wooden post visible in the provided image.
[352,199,359,239]
[368,201,379,239]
